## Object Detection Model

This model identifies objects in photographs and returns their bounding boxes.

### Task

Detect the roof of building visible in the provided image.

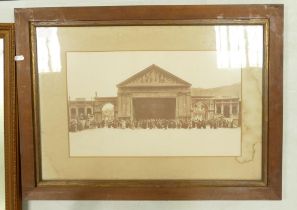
[117,64,191,88]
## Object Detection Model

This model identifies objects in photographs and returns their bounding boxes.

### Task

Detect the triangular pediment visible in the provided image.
[117,64,191,88]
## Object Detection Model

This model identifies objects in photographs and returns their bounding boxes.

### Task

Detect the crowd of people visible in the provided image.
[69,117,238,132]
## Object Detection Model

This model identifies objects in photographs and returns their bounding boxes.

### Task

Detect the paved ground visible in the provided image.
[69,128,241,157]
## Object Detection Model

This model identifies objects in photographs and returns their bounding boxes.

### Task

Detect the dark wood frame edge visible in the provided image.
[14,4,283,200]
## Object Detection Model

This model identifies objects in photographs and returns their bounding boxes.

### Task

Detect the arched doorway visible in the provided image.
[102,103,115,121]
[192,101,208,120]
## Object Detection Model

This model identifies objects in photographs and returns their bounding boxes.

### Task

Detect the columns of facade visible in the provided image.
[130,97,133,121]
[176,92,191,119]
[186,93,192,119]
[117,93,132,119]
[175,96,179,119]
[93,104,102,122]
[221,103,224,114]
[114,104,118,120]
[204,104,208,120]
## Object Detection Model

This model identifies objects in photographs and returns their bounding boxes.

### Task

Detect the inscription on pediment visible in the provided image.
[128,69,178,85]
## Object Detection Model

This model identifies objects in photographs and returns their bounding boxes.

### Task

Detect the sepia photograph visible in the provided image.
[66,50,243,156]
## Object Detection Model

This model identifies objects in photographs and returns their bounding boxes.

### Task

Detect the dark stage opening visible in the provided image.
[133,98,176,120]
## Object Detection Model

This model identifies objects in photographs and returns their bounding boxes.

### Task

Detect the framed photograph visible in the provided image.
[0,24,20,210]
[15,5,283,200]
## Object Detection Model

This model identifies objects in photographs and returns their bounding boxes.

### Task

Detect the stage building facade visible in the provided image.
[68,64,241,123]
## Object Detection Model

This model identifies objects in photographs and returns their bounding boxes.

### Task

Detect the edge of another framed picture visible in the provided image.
[0,23,21,210]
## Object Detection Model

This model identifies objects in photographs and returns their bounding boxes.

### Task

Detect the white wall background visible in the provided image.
[0,0,296,210]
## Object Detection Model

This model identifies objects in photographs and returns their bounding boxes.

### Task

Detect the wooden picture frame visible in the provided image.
[15,5,283,200]
[0,24,21,210]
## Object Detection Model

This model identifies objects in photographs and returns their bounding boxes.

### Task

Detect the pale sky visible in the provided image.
[66,51,241,99]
